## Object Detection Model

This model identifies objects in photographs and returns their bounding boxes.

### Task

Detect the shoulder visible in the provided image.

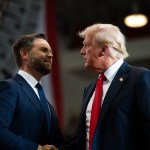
[0,76,21,94]
[129,67,150,87]
[130,66,150,78]
[131,66,150,74]
[0,77,15,88]
[0,78,19,104]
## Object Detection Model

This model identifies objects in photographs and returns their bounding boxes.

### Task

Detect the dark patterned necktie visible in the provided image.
[36,83,51,135]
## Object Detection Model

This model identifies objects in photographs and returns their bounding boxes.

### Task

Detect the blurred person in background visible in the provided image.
[0,33,64,150]
[61,23,150,150]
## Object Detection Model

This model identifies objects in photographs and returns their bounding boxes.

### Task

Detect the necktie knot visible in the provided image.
[36,83,42,91]
[96,73,106,87]
[100,73,106,81]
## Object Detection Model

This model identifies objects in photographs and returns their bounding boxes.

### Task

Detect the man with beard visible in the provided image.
[0,33,64,150]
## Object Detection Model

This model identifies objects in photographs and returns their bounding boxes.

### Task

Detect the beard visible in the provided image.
[29,55,52,76]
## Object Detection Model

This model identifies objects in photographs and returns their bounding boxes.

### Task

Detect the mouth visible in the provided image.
[44,59,52,66]
[84,59,87,62]
[45,58,52,63]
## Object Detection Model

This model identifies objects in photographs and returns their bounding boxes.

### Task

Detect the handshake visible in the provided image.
[38,144,58,150]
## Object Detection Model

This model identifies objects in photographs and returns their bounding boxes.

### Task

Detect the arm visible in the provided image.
[0,80,38,150]
[135,70,150,149]
[38,145,58,150]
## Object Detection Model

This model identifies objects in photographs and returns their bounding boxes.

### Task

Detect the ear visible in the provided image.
[20,48,29,60]
[98,46,106,57]
[101,46,109,56]
[101,48,105,56]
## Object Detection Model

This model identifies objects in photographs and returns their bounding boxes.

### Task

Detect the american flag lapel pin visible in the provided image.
[119,77,123,82]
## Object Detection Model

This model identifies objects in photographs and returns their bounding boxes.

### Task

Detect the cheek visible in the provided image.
[86,55,95,66]
[29,53,43,64]
[87,51,96,60]
[33,52,44,60]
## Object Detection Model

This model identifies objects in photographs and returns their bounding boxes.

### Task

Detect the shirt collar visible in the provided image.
[104,58,124,82]
[18,70,39,88]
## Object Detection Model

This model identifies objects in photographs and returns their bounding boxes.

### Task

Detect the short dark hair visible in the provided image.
[12,33,47,67]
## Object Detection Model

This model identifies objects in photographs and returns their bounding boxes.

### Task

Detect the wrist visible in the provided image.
[38,145,42,150]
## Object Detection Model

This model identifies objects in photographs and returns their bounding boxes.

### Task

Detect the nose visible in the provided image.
[80,47,85,55]
[47,51,53,58]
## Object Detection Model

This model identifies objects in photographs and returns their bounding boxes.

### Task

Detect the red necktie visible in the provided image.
[89,73,106,150]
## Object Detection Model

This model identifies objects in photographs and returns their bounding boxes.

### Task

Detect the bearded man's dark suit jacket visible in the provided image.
[0,74,64,150]
[62,61,150,150]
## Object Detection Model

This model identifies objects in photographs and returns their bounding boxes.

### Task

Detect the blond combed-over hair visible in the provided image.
[78,23,129,59]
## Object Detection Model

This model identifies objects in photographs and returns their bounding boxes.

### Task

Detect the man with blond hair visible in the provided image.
[63,23,150,150]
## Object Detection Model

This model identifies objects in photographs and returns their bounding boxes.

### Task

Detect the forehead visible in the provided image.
[83,35,94,45]
[33,38,50,48]
[33,38,46,44]
[83,35,91,42]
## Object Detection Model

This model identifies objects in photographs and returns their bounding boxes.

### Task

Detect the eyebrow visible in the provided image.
[40,47,53,52]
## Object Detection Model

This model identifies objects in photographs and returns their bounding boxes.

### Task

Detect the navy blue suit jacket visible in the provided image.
[73,62,150,150]
[0,74,64,150]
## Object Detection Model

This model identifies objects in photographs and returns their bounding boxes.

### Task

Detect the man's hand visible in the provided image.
[42,144,58,150]
[38,144,58,150]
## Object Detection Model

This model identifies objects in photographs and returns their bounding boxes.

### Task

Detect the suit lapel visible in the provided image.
[98,62,132,125]
[14,74,45,119]
[81,81,97,116]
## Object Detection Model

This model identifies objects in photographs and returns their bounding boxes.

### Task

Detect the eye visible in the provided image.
[83,43,89,48]
[40,47,47,52]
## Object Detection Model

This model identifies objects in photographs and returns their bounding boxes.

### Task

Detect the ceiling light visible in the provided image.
[124,13,148,28]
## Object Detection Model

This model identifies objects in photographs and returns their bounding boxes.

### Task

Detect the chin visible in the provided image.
[85,63,91,68]
[41,67,51,76]
[86,65,95,71]
[84,63,88,68]
[84,65,88,69]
